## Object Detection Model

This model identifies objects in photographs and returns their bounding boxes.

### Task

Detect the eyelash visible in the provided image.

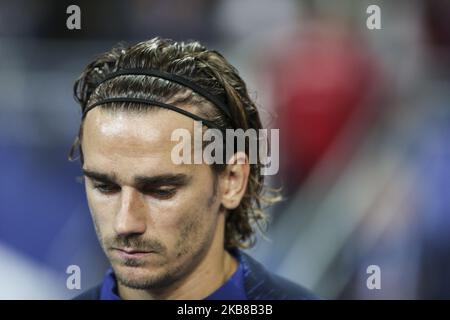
[93,184,177,199]
[93,184,119,194]
[149,188,177,199]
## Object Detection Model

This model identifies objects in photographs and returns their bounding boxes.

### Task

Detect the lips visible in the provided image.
[112,247,154,259]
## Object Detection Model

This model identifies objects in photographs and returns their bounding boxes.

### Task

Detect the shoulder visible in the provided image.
[72,285,102,300]
[72,253,319,300]
[238,251,319,300]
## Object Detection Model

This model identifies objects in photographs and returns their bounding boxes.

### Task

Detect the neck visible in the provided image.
[117,221,238,300]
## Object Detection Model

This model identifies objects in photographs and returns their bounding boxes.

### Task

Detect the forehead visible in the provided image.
[81,107,195,176]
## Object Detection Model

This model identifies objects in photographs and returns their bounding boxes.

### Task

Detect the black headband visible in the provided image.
[82,68,232,128]
[83,97,221,129]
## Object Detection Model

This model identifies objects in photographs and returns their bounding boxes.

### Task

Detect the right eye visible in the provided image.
[93,184,120,194]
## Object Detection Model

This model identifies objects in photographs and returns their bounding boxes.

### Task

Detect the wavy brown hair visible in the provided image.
[70,37,281,249]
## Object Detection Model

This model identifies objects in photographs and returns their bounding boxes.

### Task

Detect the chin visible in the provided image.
[114,263,177,290]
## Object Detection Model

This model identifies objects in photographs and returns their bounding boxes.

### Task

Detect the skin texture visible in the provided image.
[81,106,250,299]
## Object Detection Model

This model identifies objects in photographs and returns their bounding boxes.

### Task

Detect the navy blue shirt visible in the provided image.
[75,250,317,300]
[99,255,247,300]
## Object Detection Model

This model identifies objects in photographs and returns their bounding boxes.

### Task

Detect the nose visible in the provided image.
[114,186,147,236]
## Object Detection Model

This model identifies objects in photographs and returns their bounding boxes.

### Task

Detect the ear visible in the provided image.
[219,152,250,210]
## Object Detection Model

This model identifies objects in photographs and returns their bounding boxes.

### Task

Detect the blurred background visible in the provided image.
[1,0,449,299]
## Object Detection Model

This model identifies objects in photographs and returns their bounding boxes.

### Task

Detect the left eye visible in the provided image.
[146,188,176,198]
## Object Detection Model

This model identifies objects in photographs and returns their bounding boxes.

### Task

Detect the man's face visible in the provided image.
[81,107,223,290]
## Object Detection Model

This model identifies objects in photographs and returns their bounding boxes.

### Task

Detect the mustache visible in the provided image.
[106,234,165,253]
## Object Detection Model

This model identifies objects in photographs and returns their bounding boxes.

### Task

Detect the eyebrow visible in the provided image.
[82,169,191,188]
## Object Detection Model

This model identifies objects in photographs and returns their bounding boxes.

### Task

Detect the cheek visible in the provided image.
[152,186,217,252]
[85,185,118,232]
[153,181,214,227]
[148,200,198,244]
